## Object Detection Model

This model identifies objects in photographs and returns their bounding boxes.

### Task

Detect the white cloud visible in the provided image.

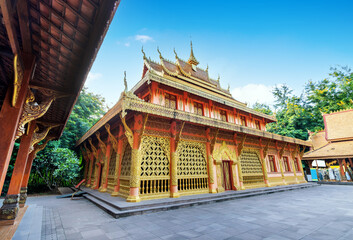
[86,72,102,84]
[124,42,131,47]
[231,84,275,107]
[134,34,154,43]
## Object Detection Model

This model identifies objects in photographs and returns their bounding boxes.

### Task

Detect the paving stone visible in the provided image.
[8,185,353,240]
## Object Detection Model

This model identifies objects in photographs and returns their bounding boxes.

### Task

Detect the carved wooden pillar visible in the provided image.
[101,143,111,192]
[170,121,180,198]
[87,154,94,187]
[84,142,93,187]
[0,55,35,195]
[96,132,109,192]
[20,137,52,207]
[123,114,144,202]
[206,128,217,193]
[0,120,36,223]
[105,123,123,197]
[290,146,299,183]
[276,142,287,185]
[88,138,99,189]
[234,134,245,190]
[259,139,270,187]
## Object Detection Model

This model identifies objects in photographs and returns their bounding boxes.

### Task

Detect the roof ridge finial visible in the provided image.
[124,71,128,92]
[206,64,209,72]
[141,46,146,60]
[217,74,220,83]
[157,46,162,59]
[173,48,178,59]
[188,40,199,66]
[227,84,230,92]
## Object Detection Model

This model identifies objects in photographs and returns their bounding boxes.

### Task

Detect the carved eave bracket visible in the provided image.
[95,132,107,156]
[16,90,55,140]
[12,54,24,107]
[30,124,59,148]
[210,128,219,155]
[237,135,247,156]
[299,146,306,158]
[33,137,55,157]
[262,139,271,158]
[278,142,288,159]
[137,114,149,148]
[105,123,118,152]
[174,121,185,150]
[83,142,92,158]
[120,114,134,148]
[88,138,98,160]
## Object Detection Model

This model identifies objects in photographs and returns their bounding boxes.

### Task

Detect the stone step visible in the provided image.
[82,183,318,219]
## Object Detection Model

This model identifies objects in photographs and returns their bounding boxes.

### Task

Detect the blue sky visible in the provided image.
[85,0,353,107]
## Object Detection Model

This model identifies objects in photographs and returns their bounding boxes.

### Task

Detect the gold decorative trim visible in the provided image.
[105,123,118,152]
[76,95,310,147]
[16,90,55,140]
[12,54,24,107]
[88,138,98,160]
[120,114,133,148]
[95,132,107,155]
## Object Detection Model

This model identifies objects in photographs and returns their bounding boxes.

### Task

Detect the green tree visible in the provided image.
[60,87,107,149]
[28,88,107,193]
[252,102,273,115]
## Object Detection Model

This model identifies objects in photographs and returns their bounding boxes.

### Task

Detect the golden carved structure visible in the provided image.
[29,124,59,153]
[239,148,266,189]
[16,90,55,140]
[12,54,24,107]
[139,136,170,199]
[176,140,208,195]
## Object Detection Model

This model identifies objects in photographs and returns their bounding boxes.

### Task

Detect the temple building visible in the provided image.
[76,43,310,202]
[303,109,353,182]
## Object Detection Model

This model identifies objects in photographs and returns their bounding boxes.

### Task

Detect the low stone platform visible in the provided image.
[317,181,353,185]
[80,183,318,218]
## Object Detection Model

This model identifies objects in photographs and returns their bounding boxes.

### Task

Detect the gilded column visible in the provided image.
[170,121,180,198]
[277,142,287,185]
[111,125,123,196]
[260,150,270,187]
[290,147,299,183]
[205,128,217,193]
[235,134,245,190]
[125,114,144,202]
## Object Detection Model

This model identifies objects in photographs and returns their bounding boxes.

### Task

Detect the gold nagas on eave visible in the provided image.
[16,91,55,140]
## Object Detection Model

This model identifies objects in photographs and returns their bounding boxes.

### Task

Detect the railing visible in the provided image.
[140,178,169,195]
[177,177,208,192]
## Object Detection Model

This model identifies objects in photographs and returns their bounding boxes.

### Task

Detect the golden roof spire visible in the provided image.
[188,41,199,66]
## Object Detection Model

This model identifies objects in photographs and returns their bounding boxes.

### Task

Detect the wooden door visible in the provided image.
[222,161,232,190]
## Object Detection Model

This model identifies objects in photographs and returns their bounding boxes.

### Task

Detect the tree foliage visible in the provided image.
[253,66,353,140]
[60,87,107,150]
[28,88,107,193]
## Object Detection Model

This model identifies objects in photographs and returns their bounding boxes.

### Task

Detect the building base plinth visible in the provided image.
[170,192,180,198]
[111,191,119,197]
[0,194,20,222]
[19,187,28,208]
[126,195,141,202]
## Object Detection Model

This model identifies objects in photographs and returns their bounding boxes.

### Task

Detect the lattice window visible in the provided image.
[177,142,208,177]
[140,136,170,177]
[120,144,132,177]
[240,149,264,186]
[177,141,208,191]
[108,150,117,177]
[220,110,227,121]
[139,136,170,196]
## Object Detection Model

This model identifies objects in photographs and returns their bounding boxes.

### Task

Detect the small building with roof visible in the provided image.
[303,109,353,182]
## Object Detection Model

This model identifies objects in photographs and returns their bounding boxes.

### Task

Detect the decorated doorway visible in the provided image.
[221,160,232,190]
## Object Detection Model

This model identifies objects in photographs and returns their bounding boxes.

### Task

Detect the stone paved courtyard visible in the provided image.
[26,185,353,240]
